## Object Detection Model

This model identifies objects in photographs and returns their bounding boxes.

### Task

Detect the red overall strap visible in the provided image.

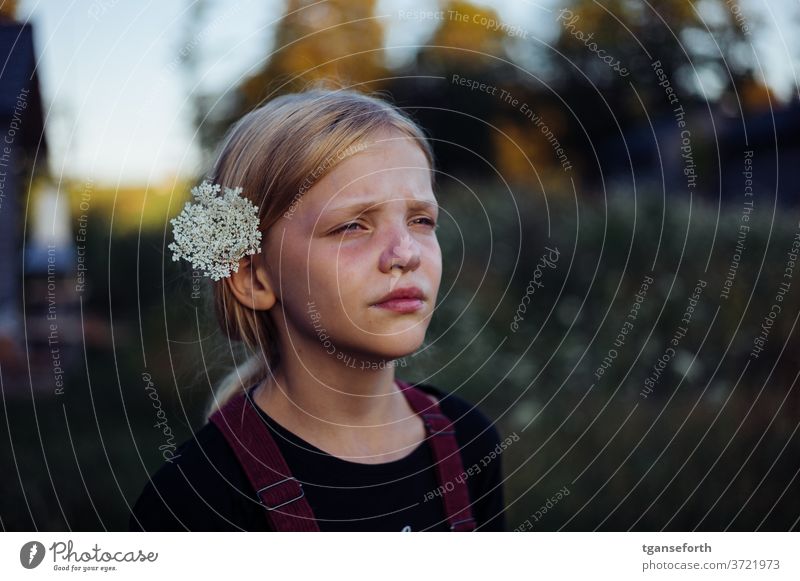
[209,388,320,531]
[396,379,477,531]
[210,381,476,531]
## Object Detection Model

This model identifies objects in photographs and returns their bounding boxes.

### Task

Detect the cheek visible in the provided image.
[277,246,310,292]
[317,245,361,280]
[306,245,366,308]
[423,239,442,277]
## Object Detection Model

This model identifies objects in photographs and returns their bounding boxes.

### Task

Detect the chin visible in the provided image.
[356,330,427,360]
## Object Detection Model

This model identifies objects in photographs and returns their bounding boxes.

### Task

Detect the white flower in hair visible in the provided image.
[168,180,263,281]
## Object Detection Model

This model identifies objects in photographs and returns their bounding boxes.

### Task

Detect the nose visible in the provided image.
[379,231,421,274]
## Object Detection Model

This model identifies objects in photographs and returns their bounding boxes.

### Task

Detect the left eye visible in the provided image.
[412,217,437,228]
[332,222,365,234]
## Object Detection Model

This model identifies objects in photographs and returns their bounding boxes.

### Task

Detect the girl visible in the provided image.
[130,87,506,532]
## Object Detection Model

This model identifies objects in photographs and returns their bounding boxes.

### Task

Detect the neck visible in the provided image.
[256,346,407,430]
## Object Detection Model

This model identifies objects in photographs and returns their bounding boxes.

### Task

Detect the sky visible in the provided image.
[15,0,800,185]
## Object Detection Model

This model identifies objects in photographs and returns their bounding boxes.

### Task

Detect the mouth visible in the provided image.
[372,298,424,313]
[371,286,426,313]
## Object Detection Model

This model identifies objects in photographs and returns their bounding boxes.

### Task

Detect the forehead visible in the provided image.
[301,130,436,215]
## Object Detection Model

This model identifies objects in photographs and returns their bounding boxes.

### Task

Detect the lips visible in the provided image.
[372,286,425,306]
[371,286,426,314]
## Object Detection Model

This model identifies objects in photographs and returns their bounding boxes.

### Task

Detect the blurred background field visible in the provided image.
[1,0,799,531]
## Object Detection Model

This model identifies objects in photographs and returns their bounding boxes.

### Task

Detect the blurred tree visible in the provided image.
[181,0,779,197]
[241,0,387,103]
[553,0,759,104]
[388,0,534,182]
[733,74,778,112]
[190,0,388,154]
[543,0,766,195]
[415,0,517,73]
[0,0,17,21]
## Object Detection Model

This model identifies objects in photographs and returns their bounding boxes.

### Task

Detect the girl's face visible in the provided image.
[264,128,442,363]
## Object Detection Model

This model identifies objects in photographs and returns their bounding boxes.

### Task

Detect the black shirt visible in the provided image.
[129,382,506,531]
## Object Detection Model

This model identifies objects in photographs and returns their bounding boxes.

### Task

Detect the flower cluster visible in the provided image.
[168,180,262,281]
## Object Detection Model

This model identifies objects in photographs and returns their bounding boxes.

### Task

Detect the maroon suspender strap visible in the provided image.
[209,389,320,532]
[209,381,475,532]
[396,379,477,531]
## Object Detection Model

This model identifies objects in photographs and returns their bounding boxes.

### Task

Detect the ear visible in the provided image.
[226,253,277,311]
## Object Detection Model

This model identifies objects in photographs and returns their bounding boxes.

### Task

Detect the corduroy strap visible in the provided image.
[209,388,320,531]
[210,381,476,531]
[396,379,477,531]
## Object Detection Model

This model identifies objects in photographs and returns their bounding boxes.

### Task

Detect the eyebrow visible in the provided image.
[326,199,439,215]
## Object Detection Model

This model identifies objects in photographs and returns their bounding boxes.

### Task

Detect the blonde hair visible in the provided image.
[204,85,435,418]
